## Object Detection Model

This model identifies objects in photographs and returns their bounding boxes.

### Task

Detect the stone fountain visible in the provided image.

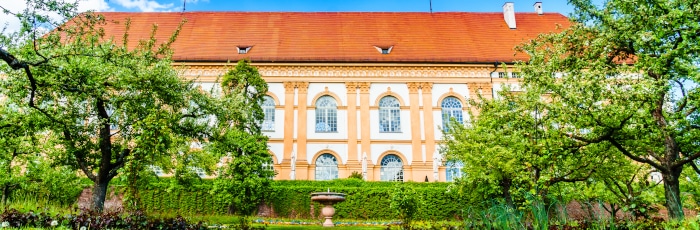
[310,190,347,227]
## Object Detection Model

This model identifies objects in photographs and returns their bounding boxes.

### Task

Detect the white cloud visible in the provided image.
[0,0,112,34]
[111,0,173,12]
[0,1,29,34]
[78,0,113,12]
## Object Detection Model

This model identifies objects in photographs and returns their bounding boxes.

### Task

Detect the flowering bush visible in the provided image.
[0,208,206,229]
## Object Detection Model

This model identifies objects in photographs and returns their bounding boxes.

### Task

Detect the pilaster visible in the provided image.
[295,81,310,180]
[420,82,436,170]
[345,82,359,165]
[407,82,422,167]
[358,82,372,179]
[283,81,296,180]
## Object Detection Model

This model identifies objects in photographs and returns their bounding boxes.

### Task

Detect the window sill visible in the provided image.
[316,131,339,133]
[379,131,403,133]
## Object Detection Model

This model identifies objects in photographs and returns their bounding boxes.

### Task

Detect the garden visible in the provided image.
[3,0,700,229]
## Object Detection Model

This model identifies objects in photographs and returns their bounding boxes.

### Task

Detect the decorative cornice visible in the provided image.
[181,65,493,78]
[467,83,492,90]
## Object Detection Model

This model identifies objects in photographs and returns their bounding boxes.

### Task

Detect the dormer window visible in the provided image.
[374,46,393,54]
[237,46,252,54]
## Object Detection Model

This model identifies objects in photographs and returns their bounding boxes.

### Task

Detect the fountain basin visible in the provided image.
[311,192,346,203]
[310,192,346,227]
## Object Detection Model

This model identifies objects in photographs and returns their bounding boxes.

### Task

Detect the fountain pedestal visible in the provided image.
[310,192,346,227]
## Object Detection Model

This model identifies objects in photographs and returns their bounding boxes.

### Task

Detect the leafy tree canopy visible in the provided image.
[0,0,271,212]
[517,0,700,219]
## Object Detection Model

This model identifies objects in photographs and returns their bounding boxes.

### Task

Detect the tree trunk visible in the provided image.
[1,185,7,205]
[501,178,514,208]
[91,179,110,212]
[662,169,684,220]
[2,151,14,205]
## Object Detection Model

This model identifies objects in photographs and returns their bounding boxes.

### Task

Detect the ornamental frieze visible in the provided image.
[180,65,492,78]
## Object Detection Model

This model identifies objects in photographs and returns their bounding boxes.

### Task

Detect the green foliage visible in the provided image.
[19,159,89,205]
[348,171,363,180]
[0,208,208,229]
[518,0,700,220]
[390,184,421,229]
[134,179,464,221]
[441,90,626,209]
[0,2,269,212]
[207,60,273,216]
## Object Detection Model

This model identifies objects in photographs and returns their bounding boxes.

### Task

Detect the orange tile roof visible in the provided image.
[95,12,570,63]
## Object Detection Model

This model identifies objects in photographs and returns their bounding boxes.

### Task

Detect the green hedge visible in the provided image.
[136,179,466,220]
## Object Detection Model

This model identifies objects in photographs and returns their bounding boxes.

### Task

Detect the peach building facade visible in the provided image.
[98,3,569,182]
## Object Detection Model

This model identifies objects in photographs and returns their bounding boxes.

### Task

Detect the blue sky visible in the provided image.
[105,0,578,15]
[1,1,582,33]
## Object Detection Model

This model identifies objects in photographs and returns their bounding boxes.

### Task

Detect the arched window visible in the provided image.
[445,160,464,182]
[261,96,275,131]
[441,97,463,131]
[380,154,403,182]
[261,158,275,179]
[315,96,337,132]
[315,153,339,180]
[379,96,401,132]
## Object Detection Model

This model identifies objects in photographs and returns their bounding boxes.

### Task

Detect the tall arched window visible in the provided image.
[261,96,275,131]
[315,153,339,180]
[379,96,401,132]
[441,96,463,131]
[261,158,275,179]
[380,154,403,181]
[445,160,464,182]
[315,96,337,132]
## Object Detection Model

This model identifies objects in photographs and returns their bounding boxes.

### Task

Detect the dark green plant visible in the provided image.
[348,171,364,180]
[0,208,208,229]
[518,0,700,220]
[208,60,273,216]
[390,183,421,229]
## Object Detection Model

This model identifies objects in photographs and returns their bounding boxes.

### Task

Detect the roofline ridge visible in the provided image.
[92,11,565,16]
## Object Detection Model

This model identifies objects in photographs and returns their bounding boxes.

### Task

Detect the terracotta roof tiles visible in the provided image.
[95,12,570,63]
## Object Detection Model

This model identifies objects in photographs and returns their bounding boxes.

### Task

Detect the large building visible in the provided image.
[98,2,570,182]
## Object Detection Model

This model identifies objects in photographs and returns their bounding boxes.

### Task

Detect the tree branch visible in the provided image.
[108,149,130,179]
[674,79,688,113]
[689,160,700,175]
[672,151,700,169]
[608,139,665,171]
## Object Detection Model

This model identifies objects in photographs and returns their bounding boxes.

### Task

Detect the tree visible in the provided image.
[0,99,43,204]
[517,0,700,219]
[209,60,275,216]
[442,90,623,208]
[0,1,234,211]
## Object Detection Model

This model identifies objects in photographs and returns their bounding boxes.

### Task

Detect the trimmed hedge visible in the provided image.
[135,179,466,220]
[268,179,465,220]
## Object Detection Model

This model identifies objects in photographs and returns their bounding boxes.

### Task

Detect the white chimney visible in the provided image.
[503,2,516,29]
[534,2,543,15]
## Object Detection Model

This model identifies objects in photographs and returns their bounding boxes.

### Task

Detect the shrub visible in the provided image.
[135,179,465,221]
[0,208,207,230]
[390,183,421,229]
[348,171,363,180]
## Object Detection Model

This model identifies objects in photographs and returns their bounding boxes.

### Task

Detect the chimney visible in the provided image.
[534,2,543,15]
[503,2,516,29]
